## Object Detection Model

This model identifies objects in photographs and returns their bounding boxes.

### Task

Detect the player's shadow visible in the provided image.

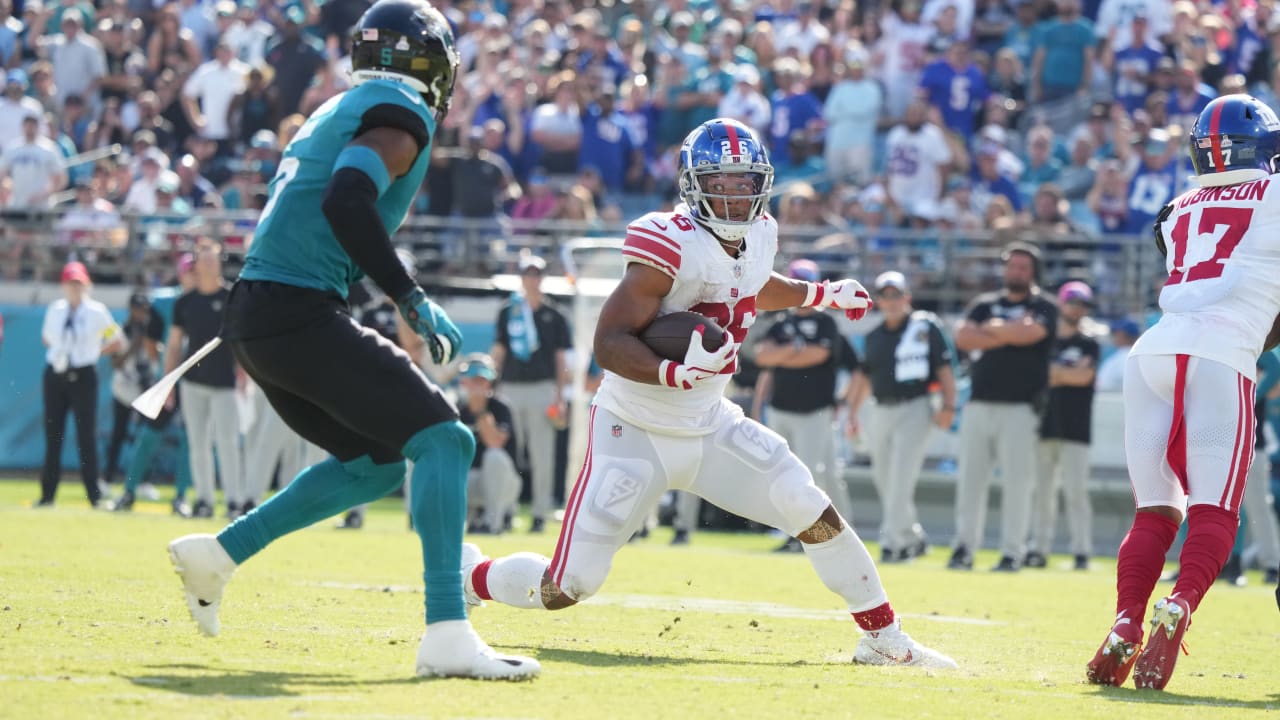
[504,645,808,669]
[129,663,420,697]
[1091,686,1280,710]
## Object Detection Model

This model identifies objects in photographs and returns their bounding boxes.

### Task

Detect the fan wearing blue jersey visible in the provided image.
[918,38,988,138]
[164,0,538,681]
[1123,129,1178,236]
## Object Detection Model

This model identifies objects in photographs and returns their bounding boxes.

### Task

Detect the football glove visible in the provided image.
[396,287,462,365]
[805,279,874,321]
[658,326,737,390]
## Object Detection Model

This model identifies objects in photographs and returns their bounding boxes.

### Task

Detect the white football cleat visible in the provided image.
[854,620,958,669]
[461,543,487,611]
[415,619,540,680]
[168,534,237,637]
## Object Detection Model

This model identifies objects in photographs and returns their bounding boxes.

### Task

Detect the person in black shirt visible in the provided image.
[1027,281,1099,571]
[754,259,854,551]
[849,271,957,562]
[950,241,1058,572]
[166,239,243,519]
[103,292,164,494]
[456,354,521,535]
[490,254,572,533]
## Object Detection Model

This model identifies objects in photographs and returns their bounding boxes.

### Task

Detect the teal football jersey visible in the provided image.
[241,79,436,298]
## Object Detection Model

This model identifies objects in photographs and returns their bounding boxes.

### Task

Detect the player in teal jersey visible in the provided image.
[165,0,538,680]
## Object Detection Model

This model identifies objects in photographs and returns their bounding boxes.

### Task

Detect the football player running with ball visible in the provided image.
[164,0,538,680]
[1087,94,1280,690]
[465,118,956,669]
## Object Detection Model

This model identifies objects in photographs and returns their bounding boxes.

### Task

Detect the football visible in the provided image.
[640,311,727,362]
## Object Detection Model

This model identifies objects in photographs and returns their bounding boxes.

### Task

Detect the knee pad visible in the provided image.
[768,456,831,535]
[341,455,407,496]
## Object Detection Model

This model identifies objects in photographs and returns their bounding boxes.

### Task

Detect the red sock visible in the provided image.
[853,602,895,632]
[471,559,493,601]
[1115,511,1179,637]
[1172,505,1239,613]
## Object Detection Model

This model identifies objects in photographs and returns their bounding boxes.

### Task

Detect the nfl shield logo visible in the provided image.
[730,288,739,298]
[733,264,743,279]
[611,425,623,438]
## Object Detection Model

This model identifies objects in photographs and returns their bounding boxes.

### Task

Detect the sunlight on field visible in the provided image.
[1,479,1277,720]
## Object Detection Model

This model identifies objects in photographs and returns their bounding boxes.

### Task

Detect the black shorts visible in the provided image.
[224,280,457,464]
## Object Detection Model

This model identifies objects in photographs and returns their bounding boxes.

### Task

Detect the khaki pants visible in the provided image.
[1031,439,1092,556]
[866,396,932,553]
[954,401,1039,559]
[503,380,559,520]
[770,406,850,518]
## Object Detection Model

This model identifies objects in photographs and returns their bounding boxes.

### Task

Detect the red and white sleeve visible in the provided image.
[622,222,682,279]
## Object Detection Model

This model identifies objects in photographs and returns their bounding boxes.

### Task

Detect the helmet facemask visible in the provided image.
[679,165,773,243]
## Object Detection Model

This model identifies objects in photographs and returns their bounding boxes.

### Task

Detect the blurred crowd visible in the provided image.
[0,0,1275,286]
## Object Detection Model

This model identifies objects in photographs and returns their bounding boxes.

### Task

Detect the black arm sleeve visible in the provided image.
[320,167,417,302]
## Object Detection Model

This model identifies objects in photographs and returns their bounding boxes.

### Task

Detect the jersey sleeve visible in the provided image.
[352,83,437,154]
[622,214,683,279]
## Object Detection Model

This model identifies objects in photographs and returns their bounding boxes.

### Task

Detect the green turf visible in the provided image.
[1,479,1278,719]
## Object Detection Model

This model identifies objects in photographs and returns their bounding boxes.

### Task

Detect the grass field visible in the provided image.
[2,479,1278,720]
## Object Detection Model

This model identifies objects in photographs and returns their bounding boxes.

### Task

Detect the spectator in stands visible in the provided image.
[950,242,1057,572]
[96,18,142,105]
[263,5,324,118]
[970,139,1021,216]
[0,69,47,141]
[457,353,522,536]
[1094,317,1139,392]
[228,66,278,149]
[1027,280,1099,571]
[175,153,220,209]
[512,169,557,223]
[490,253,572,534]
[530,70,582,176]
[580,83,642,197]
[885,99,954,221]
[26,60,57,115]
[1029,0,1095,104]
[973,0,1015,57]
[1095,0,1172,52]
[661,11,707,72]
[920,38,989,139]
[1108,12,1163,116]
[1028,184,1075,235]
[0,114,66,210]
[144,5,195,78]
[1123,128,1177,235]
[1018,125,1063,206]
[47,8,105,113]
[1057,132,1097,203]
[166,238,242,519]
[57,175,122,246]
[767,58,820,167]
[823,49,880,184]
[38,261,123,507]
[452,124,519,222]
[224,0,272,67]
[878,0,935,120]
[1003,0,1039,70]
[123,148,165,213]
[851,262,957,566]
[1086,158,1129,235]
[618,76,657,193]
[684,43,733,128]
[1167,59,1216,131]
[132,91,176,156]
[777,1,830,57]
[87,95,128,149]
[58,93,90,149]
[987,49,1027,112]
[298,58,350,116]
[718,64,770,132]
[0,0,19,66]
[182,39,248,156]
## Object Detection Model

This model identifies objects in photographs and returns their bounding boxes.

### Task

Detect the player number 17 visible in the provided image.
[1164,206,1252,286]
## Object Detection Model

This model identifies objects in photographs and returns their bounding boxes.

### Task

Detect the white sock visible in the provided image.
[477,552,550,610]
[803,525,890,613]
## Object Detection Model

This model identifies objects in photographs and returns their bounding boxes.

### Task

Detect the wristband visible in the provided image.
[801,280,827,308]
[658,359,679,388]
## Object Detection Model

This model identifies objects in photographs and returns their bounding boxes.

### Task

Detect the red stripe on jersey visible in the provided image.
[1234,377,1256,510]
[1209,100,1226,173]
[1221,374,1245,507]
[624,234,681,270]
[629,225,681,253]
[622,248,677,277]
[725,122,741,156]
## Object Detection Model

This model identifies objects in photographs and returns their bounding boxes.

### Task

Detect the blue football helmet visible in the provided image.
[677,118,774,242]
[1189,93,1280,187]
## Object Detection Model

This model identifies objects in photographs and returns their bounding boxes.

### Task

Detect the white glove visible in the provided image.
[658,326,737,390]
[805,279,873,321]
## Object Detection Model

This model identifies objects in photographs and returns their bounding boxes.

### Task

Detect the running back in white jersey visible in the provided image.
[1133,176,1280,380]
[593,202,778,435]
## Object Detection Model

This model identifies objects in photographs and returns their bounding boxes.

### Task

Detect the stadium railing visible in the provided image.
[0,209,1161,317]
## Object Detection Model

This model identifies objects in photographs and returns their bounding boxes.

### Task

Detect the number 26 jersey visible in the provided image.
[1134,176,1280,380]
[593,203,777,436]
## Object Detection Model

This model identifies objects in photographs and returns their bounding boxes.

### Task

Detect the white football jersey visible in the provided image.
[593,203,777,435]
[884,123,952,216]
[1132,175,1280,380]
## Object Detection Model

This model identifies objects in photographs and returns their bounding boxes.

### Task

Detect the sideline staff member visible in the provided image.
[950,242,1058,572]
[39,261,123,506]
[851,271,957,562]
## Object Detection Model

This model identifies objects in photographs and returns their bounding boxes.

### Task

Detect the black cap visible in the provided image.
[128,291,151,308]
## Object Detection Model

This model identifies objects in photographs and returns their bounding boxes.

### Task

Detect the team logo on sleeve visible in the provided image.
[611,424,623,438]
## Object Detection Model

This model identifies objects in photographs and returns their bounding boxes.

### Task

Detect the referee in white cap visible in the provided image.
[38,261,124,507]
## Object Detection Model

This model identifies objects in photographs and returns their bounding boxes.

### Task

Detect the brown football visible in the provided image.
[640,311,728,362]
